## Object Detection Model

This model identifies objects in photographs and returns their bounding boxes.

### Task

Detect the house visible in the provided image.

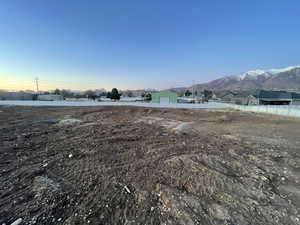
[151,90,178,104]
[218,91,236,103]
[217,90,258,105]
[258,90,292,105]
[232,93,258,105]
[245,95,259,105]
[38,94,64,101]
[291,92,300,105]
[195,94,205,103]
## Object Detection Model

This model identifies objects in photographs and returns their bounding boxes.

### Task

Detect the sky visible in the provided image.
[0,0,300,91]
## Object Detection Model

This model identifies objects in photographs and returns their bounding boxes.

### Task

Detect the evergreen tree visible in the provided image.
[54,89,61,95]
[110,88,120,100]
[106,92,112,98]
[185,90,192,96]
[145,93,152,101]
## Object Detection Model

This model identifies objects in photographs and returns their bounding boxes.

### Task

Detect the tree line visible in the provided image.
[51,88,152,101]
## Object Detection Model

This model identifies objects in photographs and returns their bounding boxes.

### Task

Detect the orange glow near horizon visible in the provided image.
[0,73,117,92]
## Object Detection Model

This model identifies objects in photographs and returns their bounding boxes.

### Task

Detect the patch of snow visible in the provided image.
[268,65,300,74]
[172,122,193,134]
[231,69,268,81]
[137,116,182,130]
[58,118,82,125]
[228,65,300,81]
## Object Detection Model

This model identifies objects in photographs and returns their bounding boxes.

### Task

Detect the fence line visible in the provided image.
[226,104,300,118]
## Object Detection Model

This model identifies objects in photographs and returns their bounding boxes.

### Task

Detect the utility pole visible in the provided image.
[34,77,39,93]
[192,80,195,99]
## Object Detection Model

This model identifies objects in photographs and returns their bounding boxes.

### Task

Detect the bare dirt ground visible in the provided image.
[0,106,300,225]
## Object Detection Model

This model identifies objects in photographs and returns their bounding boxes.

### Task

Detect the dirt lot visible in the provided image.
[1,105,300,225]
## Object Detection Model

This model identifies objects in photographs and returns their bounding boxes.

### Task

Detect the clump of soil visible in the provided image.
[0,106,300,225]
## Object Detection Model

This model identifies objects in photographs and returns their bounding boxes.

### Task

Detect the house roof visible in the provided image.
[219,90,255,98]
[234,92,253,98]
[259,90,292,99]
[151,90,177,96]
[218,91,236,98]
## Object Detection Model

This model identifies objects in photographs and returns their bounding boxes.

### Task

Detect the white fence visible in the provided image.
[0,100,227,109]
[227,104,300,118]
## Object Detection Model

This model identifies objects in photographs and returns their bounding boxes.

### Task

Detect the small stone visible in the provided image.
[68,154,73,158]
[209,204,229,221]
[124,186,131,193]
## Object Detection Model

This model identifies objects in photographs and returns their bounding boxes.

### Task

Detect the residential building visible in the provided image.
[291,92,300,105]
[258,90,292,105]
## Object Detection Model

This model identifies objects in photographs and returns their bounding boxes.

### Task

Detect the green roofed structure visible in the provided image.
[151,90,178,104]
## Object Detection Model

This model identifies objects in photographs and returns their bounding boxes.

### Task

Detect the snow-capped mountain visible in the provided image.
[193,65,300,90]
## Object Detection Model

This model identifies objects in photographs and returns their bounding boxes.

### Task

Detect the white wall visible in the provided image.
[228,104,300,118]
[38,95,63,101]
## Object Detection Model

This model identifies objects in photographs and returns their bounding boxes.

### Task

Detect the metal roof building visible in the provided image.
[151,90,178,104]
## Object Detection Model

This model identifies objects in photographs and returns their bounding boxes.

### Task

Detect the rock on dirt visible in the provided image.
[208,204,229,221]
[33,176,61,197]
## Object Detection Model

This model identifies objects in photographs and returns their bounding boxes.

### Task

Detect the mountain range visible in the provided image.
[190,65,300,91]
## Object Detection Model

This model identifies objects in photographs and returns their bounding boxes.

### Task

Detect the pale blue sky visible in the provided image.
[0,0,300,90]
